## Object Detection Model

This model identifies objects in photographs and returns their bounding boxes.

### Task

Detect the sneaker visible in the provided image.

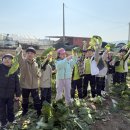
[101,91,107,97]
[70,98,74,102]
[92,97,97,102]
[89,97,96,102]
[12,120,17,124]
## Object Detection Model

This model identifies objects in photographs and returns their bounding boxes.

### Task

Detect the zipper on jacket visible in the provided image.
[31,64,33,88]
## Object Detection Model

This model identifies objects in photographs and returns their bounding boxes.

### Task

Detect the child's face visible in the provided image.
[59,53,66,59]
[118,53,123,59]
[86,50,93,58]
[108,52,112,58]
[120,51,126,56]
[26,52,35,60]
[2,57,12,67]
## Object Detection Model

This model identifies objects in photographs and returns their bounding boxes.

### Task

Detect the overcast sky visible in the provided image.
[0,0,130,42]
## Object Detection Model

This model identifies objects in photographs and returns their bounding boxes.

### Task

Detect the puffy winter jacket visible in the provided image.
[0,64,21,98]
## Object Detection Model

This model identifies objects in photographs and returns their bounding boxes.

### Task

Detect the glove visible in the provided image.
[37,70,42,77]
[16,45,22,55]
[14,97,20,101]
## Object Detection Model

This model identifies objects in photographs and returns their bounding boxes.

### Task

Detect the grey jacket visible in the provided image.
[40,64,52,88]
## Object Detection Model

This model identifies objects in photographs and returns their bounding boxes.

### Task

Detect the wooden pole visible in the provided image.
[63,3,65,43]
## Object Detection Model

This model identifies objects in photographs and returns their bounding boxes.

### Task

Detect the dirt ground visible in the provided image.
[91,78,130,130]
[91,113,130,130]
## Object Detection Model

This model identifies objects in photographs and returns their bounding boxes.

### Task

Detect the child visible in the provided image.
[71,47,84,99]
[106,52,115,91]
[0,54,21,129]
[113,48,130,84]
[16,46,41,117]
[120,49,129,83]
[96,50,108,96]
[83,46,99,98]
[55,48,77,106]
[40,54,52,104]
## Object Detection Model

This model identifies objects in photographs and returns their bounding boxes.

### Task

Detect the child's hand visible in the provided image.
[15,97,20,101]
[47,54,52,60]
[37,70,42,77]
[73,52,78,57]
[66,55,72,61]
[109,60,115,66]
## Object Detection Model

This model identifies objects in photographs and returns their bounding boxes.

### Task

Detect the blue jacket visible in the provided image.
[55,56,77,80]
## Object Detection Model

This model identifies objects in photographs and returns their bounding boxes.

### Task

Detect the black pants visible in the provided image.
[0,98,14,126]
[124,72,127,83]
[83,74,96,98]
[41,88,51,104]
[114,72,125,84]
[22,88,41,113]
[96,77,105,96]
[71,78,82,99]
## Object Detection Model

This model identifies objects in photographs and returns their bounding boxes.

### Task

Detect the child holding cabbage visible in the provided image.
[0,54,21,129]
[16,46,41,117]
